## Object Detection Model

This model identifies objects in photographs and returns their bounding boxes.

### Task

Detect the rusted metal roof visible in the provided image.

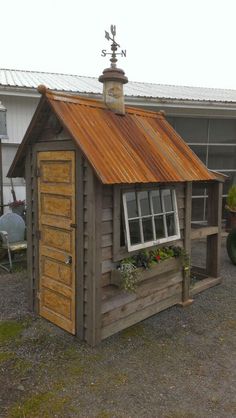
[9,89,217,183]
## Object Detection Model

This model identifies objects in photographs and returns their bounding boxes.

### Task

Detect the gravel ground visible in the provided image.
[0,240,235,418]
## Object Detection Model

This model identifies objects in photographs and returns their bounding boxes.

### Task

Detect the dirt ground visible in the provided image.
[0,240,235,418]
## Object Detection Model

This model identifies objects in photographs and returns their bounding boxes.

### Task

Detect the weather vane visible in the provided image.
[101,25,126,68]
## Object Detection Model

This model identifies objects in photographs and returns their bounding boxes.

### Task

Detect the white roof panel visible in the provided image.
[1,68,236,103]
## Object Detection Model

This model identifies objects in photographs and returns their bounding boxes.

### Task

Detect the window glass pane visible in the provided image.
[190,145,207,165]
[162,189,173,212]
[192,198,205,222]
[166,117,175,128]
[129,220,141,245]
[192,182,206,197]
[208,145,236,170]
[139,191,151,216]
[126,192,138,218]
[154,215,165,239]
[142,217,154,242]
[152,190,162,214]
[175,118,208,143]
[209,119,236,144]
[166,214,176,236]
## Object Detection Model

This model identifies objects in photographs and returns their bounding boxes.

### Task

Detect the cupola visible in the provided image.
[99,25,128,115]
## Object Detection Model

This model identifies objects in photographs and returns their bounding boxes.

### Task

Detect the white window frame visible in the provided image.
[123,188,180,252]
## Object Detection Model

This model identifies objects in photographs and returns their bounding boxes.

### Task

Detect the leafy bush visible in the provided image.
[226,185,236,211]
[119,259,139,292]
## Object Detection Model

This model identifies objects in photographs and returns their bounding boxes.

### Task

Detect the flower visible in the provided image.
[156,254,161,261]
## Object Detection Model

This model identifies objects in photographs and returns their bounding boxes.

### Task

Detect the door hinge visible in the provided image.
[36,230,41,240]
[35,167,41,177]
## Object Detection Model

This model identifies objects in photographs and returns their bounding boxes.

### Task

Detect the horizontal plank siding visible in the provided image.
[100,185,114,287]
[101,265,183,339]
[102,282,182,327]
[101,293,181,340]
[100,182,185,341]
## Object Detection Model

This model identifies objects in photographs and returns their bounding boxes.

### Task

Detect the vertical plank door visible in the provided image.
[37,151,76,334]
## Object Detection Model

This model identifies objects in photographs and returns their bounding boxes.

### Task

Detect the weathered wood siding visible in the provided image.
[100,183,186,340]
[25,145,36,311]
[101,185,114,286]
[83,160,102,345]
[102,269,183,339]
[83,160,89,340]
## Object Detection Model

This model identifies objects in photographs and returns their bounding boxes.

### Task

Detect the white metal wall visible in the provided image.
[0,95,39,209]
[1,143,25,211]
[0,95,39,144]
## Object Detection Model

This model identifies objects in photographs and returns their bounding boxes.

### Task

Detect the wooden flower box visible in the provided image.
[111,257,182,288]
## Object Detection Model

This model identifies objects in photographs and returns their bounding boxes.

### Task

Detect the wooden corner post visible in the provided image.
[181,181,193,306]
[86,165,102,346]
[206,181,223,278]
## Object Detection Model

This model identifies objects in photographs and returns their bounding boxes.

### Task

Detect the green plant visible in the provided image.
[118,258,139,292]
[117,246,190,293]
[133,250,152,269]
[226,185,236,212]
[173,246,190,274]
[151,246,175,262]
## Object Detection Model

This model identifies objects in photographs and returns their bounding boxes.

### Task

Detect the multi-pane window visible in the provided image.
[123,188,180,251]
[168,116,236,223]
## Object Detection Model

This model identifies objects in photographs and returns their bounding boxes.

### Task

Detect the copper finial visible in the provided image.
[37,84,47,95]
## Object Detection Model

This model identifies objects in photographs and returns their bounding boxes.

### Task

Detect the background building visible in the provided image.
[1,68,236,221]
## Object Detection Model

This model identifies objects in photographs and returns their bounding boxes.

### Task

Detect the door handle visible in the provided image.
[65,256,72,265]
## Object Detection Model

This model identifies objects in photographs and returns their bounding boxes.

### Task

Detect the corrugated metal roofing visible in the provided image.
[9,89,216,183]
[1,68,236,103]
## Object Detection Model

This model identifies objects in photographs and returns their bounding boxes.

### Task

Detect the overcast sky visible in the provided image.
[2,0,236,89]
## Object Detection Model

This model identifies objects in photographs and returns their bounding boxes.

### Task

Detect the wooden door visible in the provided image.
[37,151,76,334]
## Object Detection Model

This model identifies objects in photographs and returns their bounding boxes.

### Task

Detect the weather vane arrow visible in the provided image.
[101,25,126,67]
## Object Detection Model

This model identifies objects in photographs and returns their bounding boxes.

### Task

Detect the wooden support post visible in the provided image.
[206,181,223,278]
[25,150,34,311]
[86,165,102,346]
[179,181,193,307]
[32,146,39,314]
[0,139,3,215]
[76,151,84,340]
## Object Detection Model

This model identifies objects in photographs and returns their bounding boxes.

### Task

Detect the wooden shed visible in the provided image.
[8,83,224,345]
